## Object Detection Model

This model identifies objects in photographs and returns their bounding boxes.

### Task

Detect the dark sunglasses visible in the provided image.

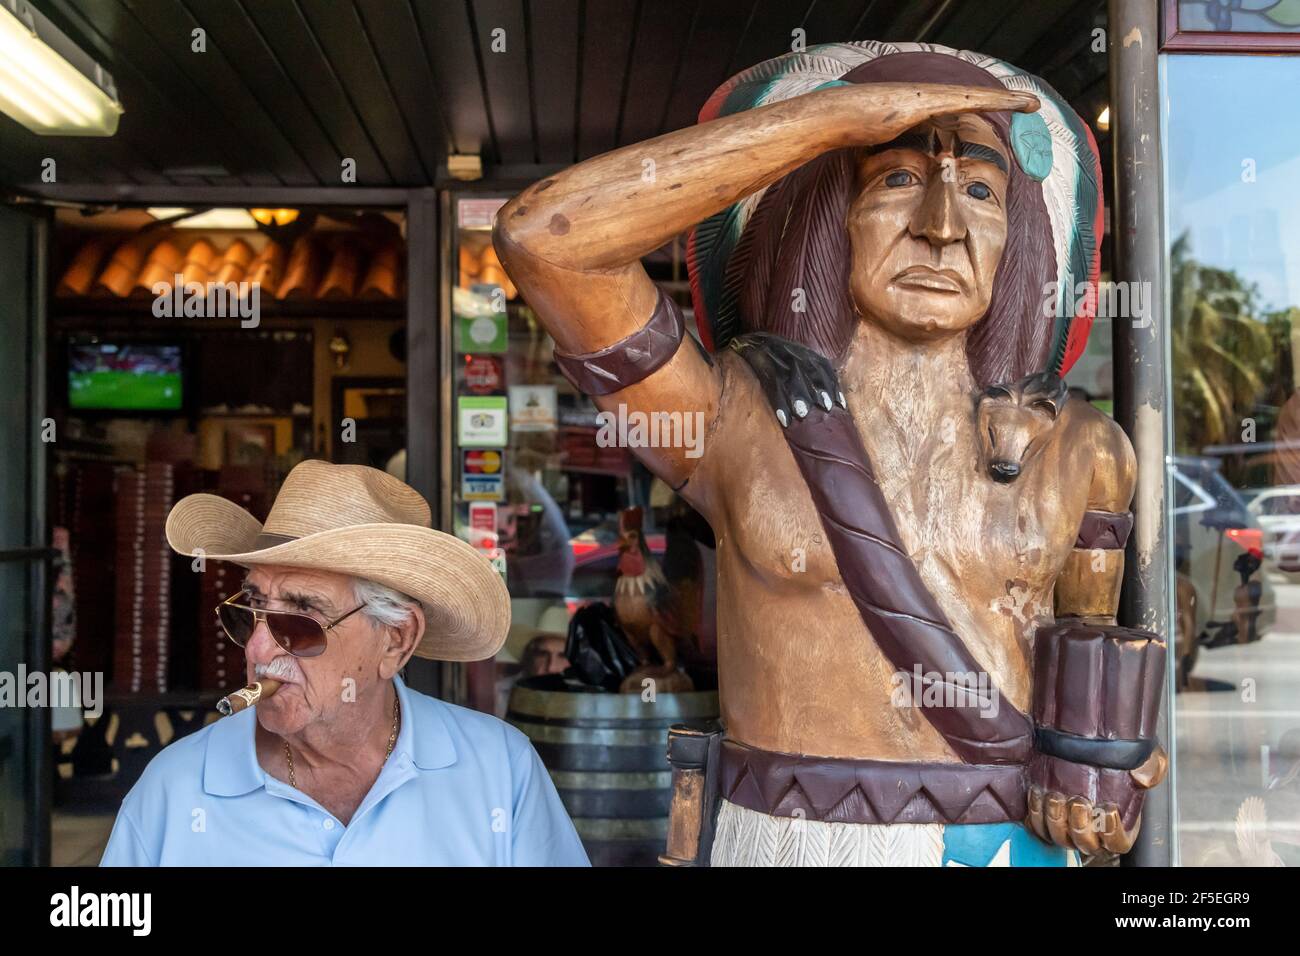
[215,589,367,658]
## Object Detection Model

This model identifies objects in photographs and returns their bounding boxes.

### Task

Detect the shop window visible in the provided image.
[449,196,718,711]
[448,196,719,864]
[1164,53,1300,865]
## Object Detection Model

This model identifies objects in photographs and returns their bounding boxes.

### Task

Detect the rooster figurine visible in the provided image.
[614,507,695,694]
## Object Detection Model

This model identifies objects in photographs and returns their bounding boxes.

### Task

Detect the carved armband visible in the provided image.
[1056,510,1135,620]
[553,289,686,396]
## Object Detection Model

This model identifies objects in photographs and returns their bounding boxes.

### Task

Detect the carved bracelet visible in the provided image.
[553,289,686,396]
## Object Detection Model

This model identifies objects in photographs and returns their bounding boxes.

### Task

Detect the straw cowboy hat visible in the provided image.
[165,459,510,661]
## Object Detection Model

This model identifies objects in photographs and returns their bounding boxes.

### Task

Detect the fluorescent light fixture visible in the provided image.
[1096,106,1110,132]
[0,0,123,135]
[147,208,259,230]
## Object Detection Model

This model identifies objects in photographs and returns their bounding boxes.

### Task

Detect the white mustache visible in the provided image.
[255,658,300,683]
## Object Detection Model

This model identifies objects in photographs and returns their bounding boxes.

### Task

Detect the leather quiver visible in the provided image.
[1033,620,1165,756]
[1030,620,1167,831]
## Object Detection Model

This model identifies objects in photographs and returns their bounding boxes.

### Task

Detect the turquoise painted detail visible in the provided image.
[1010,111,1054,182]
[941,822,1077,867]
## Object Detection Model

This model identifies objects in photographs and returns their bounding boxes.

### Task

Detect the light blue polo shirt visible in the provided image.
[100,676,589,866]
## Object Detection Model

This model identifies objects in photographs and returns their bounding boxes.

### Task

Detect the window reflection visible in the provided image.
[1166,53,1300,865]
[448,204,721,865]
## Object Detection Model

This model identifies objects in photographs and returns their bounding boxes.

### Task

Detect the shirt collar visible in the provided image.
[202,674,457,797]
[392,673,458,771]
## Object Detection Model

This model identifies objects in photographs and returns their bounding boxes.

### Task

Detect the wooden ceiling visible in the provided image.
[0,0,1110,191]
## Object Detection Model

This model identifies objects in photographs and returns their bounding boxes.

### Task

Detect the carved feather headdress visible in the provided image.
[686,41,1103,378]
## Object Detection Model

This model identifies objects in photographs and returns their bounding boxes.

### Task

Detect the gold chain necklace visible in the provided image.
[284,693,400,791]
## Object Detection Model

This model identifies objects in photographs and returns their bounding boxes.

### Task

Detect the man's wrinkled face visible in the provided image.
[241,566,388,737]
[847,113,1010,342]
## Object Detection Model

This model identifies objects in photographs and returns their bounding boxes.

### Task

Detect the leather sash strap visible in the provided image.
[774,402,1034,764]
[718,738,1026,825]
[553,289,686,396]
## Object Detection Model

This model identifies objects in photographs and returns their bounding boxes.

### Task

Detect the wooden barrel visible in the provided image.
[507,684,719,866]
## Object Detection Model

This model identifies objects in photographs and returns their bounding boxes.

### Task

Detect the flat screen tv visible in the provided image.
[68,343,184,411]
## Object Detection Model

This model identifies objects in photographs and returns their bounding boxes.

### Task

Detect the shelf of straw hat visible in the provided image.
[53,230,406,320]
[51,298,403,323]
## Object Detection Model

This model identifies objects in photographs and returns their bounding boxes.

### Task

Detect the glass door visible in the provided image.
[447,194,638,715]
[1163,52,1300,866]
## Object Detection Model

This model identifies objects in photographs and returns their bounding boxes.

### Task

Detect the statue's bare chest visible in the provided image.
[721,402,1075,607]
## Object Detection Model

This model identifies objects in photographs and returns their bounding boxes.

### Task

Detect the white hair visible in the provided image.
[350,576,424,630]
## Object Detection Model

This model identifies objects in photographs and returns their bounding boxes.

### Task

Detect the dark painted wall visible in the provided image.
[0,204,49,865]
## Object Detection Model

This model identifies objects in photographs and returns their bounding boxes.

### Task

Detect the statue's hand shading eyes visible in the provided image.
[729,332,846,427]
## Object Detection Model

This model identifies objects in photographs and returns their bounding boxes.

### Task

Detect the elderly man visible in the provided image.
[100,459,588,866]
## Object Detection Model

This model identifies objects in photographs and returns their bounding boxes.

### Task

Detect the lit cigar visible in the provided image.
[216,679,283,716]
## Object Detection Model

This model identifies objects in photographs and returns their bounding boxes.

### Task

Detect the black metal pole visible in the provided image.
[1109,0,1175,867]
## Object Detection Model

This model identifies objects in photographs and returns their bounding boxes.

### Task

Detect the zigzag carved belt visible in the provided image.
[718,738,1027,826]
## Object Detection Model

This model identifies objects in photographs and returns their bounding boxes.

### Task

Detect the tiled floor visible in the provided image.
[52,812,115,866]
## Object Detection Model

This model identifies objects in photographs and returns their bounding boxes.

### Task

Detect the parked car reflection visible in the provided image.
[1172,456,1275,691]
[1247,484,1300,570]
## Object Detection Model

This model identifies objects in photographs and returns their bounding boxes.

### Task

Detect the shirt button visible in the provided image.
[323,819,335,831]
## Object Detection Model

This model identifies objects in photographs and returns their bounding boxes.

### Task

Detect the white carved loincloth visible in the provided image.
[709,799,1080,867]
[710,799,946,866]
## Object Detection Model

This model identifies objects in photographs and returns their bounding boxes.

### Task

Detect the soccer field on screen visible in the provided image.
[69,371,183,410]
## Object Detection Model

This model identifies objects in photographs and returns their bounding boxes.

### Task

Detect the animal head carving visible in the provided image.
[977,373,1070,483]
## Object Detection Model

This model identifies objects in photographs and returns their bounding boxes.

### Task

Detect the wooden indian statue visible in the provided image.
[495,42,1167,867]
